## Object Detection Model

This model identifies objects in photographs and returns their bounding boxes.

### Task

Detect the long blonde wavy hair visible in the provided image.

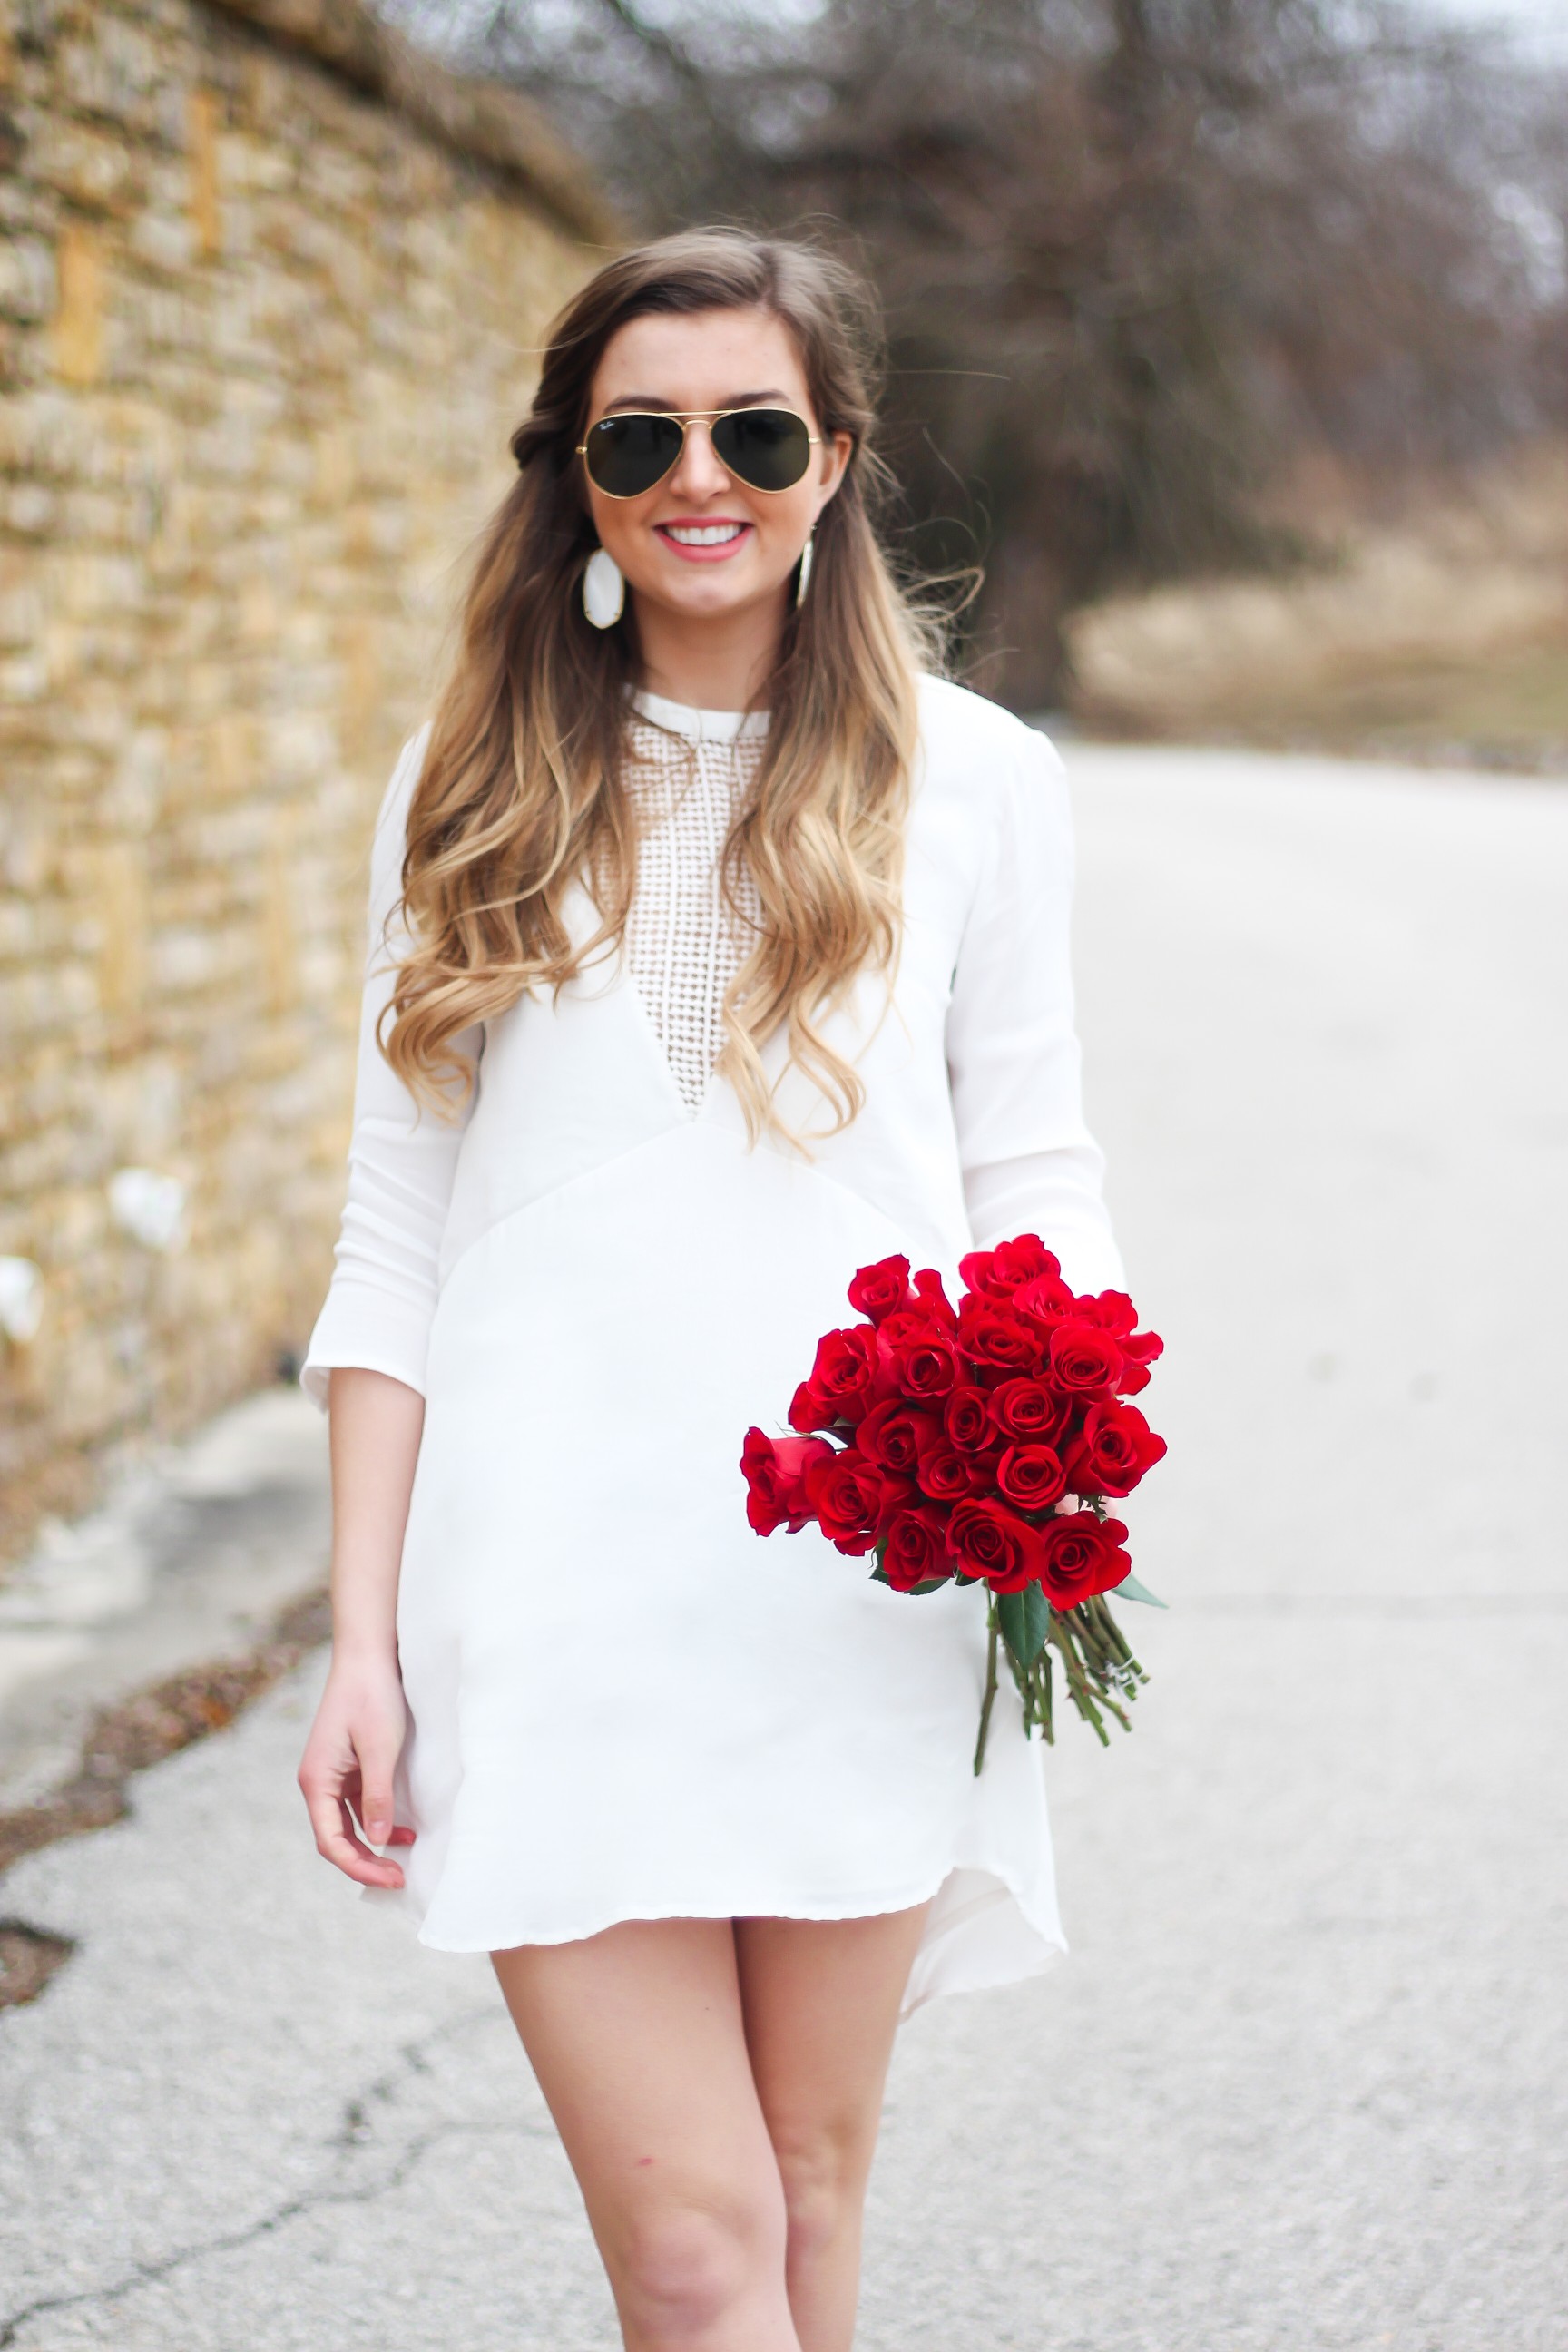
[383,230,940,1142]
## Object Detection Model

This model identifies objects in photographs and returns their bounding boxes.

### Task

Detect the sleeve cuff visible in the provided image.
[963,1146,1127,1298]
[299,1280,434,1412]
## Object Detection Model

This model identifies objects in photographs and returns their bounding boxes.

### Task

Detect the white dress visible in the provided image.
[303,679,1124,2015]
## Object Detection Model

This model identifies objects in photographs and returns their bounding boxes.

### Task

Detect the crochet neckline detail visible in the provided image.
[620,709,765,1116]
[632,689,770,745]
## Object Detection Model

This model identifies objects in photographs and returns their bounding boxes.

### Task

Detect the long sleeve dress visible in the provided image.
[303,677,1123,2016]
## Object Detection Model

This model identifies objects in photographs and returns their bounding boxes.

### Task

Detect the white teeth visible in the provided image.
[665,524,745,545]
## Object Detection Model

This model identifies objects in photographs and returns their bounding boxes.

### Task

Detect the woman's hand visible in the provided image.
[299,1651,415,1888]
[299,1367,427,1889]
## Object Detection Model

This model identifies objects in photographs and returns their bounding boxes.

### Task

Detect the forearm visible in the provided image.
[328,1367,426,1662]
[963,1143,1124,1296]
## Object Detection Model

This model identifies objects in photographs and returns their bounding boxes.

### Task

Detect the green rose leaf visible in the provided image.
[997,1583,1052,1663]
[1113,1572,1168,1609]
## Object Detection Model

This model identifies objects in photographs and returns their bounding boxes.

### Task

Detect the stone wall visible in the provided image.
[0,0,606,1563]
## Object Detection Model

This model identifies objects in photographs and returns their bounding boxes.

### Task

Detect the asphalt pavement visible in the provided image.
[1,745,1564,2351]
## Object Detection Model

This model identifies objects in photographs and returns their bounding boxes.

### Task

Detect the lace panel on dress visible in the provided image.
[622,716,765,1114]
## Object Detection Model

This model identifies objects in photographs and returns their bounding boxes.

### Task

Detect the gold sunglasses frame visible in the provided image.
[575,407,822,500]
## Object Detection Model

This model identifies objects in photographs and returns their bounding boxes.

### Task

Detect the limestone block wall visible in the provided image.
[0,0,606,1562]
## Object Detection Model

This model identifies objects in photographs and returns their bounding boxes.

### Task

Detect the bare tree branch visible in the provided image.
[376,0,1567,701]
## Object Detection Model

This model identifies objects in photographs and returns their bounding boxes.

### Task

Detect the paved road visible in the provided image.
[2,747,1565,2351]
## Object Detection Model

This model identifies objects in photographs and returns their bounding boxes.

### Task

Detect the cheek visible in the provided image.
[588,495,644,567]
[766,480,819,536]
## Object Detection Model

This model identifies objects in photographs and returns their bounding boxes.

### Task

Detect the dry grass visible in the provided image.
[1066,442,1568,769]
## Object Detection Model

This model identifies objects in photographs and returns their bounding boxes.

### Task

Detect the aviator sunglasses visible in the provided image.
[577,406,821,501]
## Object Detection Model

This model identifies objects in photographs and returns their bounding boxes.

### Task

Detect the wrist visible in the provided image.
[328,1630,401,1675]
[328,1547,400,1661]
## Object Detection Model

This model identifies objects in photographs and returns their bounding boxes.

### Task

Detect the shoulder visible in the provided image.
[365,721,434,916]
[377,720,435,844]
[912,676,1069,867]
[916,674,1065,791]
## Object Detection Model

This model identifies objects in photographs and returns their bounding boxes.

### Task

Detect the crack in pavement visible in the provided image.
[0,2117,556,2347]
[0,2000,554,2347]
[0,1588,331,1892]
[0,1922,75,2013]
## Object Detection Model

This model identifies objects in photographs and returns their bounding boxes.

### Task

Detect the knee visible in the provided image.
[771,2122,869,2266]
[614,2190,783,2342]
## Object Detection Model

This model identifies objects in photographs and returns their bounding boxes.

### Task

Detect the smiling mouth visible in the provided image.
[657,522,750,548]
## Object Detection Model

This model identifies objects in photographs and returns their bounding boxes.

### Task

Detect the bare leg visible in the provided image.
[493,1919,800,2352]
[736,1905,931,2352]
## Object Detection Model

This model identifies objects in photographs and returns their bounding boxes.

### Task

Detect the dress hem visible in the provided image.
[367,1857,1067,2019]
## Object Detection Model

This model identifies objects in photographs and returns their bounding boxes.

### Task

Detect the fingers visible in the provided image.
[298,1682,414,1888]
[299,1733,414,1888]
[356,1742,400,1849]
[301,1778,409,1889]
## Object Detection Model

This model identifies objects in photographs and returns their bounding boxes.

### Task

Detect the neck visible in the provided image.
[632,585,789,713]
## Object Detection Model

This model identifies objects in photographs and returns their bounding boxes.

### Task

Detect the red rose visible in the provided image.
[740,1429,837,1535]
[1074,1289,1137,1336]
[995,1235,1060,1288]
[799,1325,880,1425]
[915,1444,979,1504]
[805,1449,908,1555]
[945,1497,1045,1592]
[944,1386,998,1455]
[1045,1319,1123,1400]
[958,1246,1005,1299]
[881,1504,954,1592]
[1035,1511,1131,1607]
[877,1306,942,1348]
[847,1253,912,1325]
[858,1397,940,1475]
[995,1443,1067,1512]
[886,1326,961,1401]
[1063,1400,1167,1498]
[1012,1270,1075,1329]
[1117,1328,1164,1396]
[959,1235,1059,1299]
[912,1265,959,1329]
[988,1377,1067,1443]
[1067,1293,1164,1395]
[956,1295,1043,1374]
[1034,1514,1132,1608]
[788,1381,833,1433]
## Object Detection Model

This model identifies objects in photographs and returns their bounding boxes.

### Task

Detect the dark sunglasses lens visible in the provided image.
[711,408,812,491]
[584,414,684,497]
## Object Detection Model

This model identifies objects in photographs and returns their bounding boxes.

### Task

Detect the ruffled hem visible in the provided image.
[362,1859,1065,2022]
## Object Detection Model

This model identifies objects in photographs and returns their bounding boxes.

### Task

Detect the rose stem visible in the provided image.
[974,1605,1001,1776]
[1051,1617,1111,1745]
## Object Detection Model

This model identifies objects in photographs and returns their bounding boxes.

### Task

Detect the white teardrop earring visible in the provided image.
[795,529,815,609]
[582,547,625,631]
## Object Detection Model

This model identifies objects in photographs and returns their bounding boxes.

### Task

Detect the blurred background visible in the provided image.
[385,0,1568,731]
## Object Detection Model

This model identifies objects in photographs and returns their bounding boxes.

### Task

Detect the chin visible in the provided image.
[643,573,779,621]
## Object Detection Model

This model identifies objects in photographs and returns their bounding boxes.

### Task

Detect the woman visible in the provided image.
[299,230,1123,2352]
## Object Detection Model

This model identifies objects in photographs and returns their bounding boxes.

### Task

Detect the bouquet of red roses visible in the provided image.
[740,1236,1167,1771]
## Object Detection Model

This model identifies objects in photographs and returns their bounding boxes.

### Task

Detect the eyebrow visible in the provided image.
[596,389,794,416]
